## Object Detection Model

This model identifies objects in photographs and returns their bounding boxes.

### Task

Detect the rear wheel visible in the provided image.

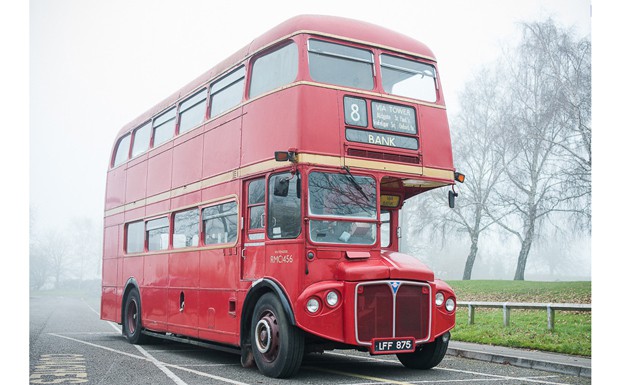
[397,332,450,370]
[251,293,304,378]
[123,288,149,344]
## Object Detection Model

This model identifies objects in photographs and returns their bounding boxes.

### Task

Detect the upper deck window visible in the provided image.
[381,54,437,103]
[249,42,298,98]
[153,108,176,147]
[308,39,374,90]
[131,122,151,158]
[210,66,245,117]
[112,134,131,167]
[179,89,207,134]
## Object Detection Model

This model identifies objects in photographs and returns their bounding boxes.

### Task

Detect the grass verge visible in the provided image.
[446,280,591,356]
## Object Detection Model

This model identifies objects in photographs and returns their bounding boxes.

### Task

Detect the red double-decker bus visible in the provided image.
[101,15,459,378]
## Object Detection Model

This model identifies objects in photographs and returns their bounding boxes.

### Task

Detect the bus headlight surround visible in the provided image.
[326,291,339,307]
[445,298,455,312]
[435,292,445,307]
[306,298,320,313]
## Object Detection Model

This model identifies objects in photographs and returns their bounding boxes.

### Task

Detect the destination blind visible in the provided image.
[345,128,419,150]
[371,101,417,134]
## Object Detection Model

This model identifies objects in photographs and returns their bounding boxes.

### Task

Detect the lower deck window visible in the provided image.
[203,202,238,245]
[147,217,169,251]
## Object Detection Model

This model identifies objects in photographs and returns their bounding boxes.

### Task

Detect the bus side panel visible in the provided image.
[125,159,148,203]
[298,87,341,157]
[142,286,168,331]
[418,107,453,170]
[168,250,200,333]
[198,289,239,345]
[100,286,118,322]
[143,252,169,329]
[168,288,199,336]
[146,148,173,198]
[199,249,239,294]
[240,88,300,166]
[172,134,203,190]
[202,114,241,179]
[105,166,126,211]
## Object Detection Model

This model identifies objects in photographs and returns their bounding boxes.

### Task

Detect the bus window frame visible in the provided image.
[209,66,246,118]
[112,133,131,168]
[178,88,208,135]
[306,37,376,91]
[248,40,300,99]
[202,200,239,247]
[305,168,379,247]
[146,215,171,252]
[172,208,200,249]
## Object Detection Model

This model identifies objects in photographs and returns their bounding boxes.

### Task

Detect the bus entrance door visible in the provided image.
[242,178,266,280]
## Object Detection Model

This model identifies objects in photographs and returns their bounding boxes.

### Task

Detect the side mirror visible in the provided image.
[448,190,458,209]
[274,176,290,197]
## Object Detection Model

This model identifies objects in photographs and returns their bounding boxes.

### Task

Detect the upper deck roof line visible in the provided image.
[248,14,436,59]
[117,15,436,137]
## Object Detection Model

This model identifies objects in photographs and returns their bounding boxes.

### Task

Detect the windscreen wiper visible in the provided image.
[342,166,369,201]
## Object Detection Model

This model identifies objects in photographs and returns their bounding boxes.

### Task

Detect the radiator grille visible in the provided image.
[355,281,431,345]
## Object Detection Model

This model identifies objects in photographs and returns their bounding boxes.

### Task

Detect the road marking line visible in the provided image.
[437,367,571,385]
[47,332,251,385]
[305,366,416,385]
[324,352,572,385]
[134,344,189,385]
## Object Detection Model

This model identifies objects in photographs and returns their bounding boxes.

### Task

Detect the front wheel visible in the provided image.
[251,293,304,378]
[397,332,450,370]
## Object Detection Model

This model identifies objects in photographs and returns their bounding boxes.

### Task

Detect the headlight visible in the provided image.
[326,291,339,307]
[445,298,455,312]
[306,298,320,313]
[435,292,445,307]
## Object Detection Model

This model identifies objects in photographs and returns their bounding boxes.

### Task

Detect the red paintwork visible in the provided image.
[101,15,456,354]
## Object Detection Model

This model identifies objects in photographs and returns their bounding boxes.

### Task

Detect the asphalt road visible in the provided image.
[30,295,591,385]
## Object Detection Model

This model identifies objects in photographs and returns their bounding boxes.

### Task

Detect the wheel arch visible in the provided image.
[121,277,140,334]
[240,278,296,347]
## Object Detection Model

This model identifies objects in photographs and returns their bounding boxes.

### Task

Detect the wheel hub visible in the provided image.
[254,310,280,362]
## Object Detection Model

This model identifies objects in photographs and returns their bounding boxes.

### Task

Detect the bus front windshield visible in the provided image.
[308,171,377,245]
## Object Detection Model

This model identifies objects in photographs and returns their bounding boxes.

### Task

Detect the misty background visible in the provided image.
[24,0,600,292]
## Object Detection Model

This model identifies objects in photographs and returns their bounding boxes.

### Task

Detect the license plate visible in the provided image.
[370,337,415,354]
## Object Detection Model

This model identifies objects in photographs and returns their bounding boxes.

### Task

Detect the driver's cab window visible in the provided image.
[380,210,391,247]
[247,178,265,240]
[268,172,301,239]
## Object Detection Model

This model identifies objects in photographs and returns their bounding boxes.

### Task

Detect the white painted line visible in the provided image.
[134,344,189,385]
[324,352,573,385]
[48,332,251,385]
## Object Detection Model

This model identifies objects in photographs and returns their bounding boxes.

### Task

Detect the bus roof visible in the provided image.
[117,14,436,138]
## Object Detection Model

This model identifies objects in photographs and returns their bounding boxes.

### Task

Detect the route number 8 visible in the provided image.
[350,104,361,122]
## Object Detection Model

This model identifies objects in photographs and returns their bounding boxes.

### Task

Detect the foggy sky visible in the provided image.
[28,0,590,232]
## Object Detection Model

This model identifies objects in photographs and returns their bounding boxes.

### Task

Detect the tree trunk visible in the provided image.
[462,236,479,280]
[514,225,534,280]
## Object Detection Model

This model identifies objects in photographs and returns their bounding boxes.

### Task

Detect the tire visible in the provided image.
[123,288,149,344]
[397,332,450,370]
[251,292,304,378]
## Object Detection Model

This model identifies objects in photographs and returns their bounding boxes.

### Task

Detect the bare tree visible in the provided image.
[41,229,71,288]
[491,19,591,280]
[450,67,506,280]
[68,217,103,287]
